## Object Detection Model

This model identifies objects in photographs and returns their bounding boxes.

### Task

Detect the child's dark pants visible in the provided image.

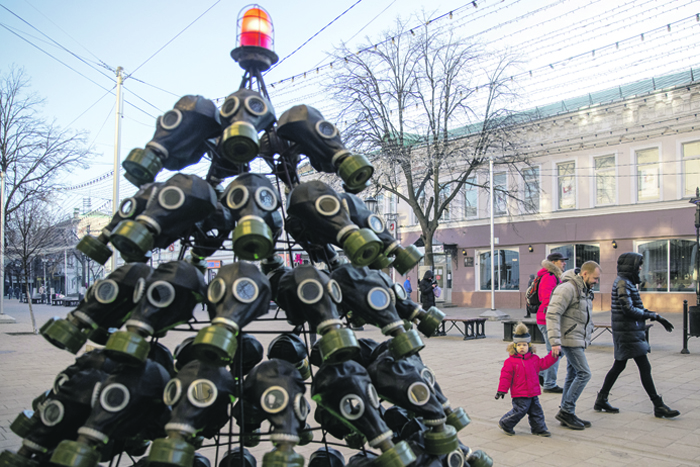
[499,396,548,433]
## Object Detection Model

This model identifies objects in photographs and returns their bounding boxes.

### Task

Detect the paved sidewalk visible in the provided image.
[1,299,700,466]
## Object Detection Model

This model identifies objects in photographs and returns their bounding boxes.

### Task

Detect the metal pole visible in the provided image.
[0,171,5,315]
[682,299,689,354]
[64,249,68,295]
[43,259,46,303]
[111,67,124,274]
[490,156,495,310]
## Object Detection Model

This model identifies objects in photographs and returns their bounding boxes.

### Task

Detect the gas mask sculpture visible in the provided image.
[340,192,423,274]
[189,201,235,271]
[76,183,161,264]
[391,281,445,338]
[110,174,217,260]
[267,261,360,365]
[285,181,382,268]
[40,263,152,353]
[312,360,417,467]
[221,173,283,261]
[122,95,222,187]
[277,105,374,193]
[218,88,276,164]
[331,264,425,360]
[148,360,236,467]
[219,448,256,467]
[267,333,311,380]
[240,360,309,467]
[105,261,206,365]
[191,262,271,365]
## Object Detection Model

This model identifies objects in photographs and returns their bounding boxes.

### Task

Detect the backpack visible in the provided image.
[525,275,544,309]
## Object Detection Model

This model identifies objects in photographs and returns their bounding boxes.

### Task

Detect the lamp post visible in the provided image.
[42,258,47,304]
[364,196,379,214]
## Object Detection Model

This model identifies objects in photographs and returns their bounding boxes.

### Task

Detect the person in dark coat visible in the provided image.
[594,252,679,418]
[419,270,436,309]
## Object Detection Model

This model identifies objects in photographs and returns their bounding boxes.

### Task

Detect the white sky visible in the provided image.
[1,0,698,214]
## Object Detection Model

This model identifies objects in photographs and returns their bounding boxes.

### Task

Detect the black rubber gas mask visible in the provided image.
[50,359,171,467]
[77,183,161,265]
[391,281,445,338]
[267,334,311,380]
[277,105,374,193]
[218,88,276,164]
[286,181,382,268]
[148,360,236,467]
[123,95,222,187]
[105,261,206,365]
[368,350,458,456]
[110,174,217,260]
[331,264,424,360]
[41,263,152,354]
[340,193,423,274]
[273,264,359,365]
[190,201,235,269]
[222,173,282,261]
[192,262,271,366]
[241,360,309,467]
[312,361,416,467]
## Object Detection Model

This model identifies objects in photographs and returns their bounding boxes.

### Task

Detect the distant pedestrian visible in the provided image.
[403,277,413,299]
[594,252,679,418]
[496,322,559,437]
[419,270,436,310]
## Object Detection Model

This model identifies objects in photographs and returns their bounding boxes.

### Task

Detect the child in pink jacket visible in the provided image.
[495,322,559,436]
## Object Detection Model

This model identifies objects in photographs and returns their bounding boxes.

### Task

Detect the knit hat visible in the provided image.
[513,322,531,343]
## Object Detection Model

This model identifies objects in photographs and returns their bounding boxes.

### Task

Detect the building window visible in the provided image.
[464,177,478,218]
[439,185,451,221]
[682,141,700,197]
[494,173,507,216]
[523,167,539,213]
[387,192,397,215]
[549,244,601,290]
[557,161,576,210]
[376,194,385,213]
[594,155,616,206]
[478,249,519,291]
[638,239,697,292]
[636,147,660,202]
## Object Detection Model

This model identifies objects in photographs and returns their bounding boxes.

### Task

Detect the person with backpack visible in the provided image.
[531,252,567,394]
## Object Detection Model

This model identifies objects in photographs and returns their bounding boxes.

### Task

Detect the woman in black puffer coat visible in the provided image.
[594,252,680,418]
[419,270,436,310]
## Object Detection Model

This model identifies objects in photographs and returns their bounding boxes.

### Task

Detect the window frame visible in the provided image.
[592,153,617,207]
[633,144,662,203]
[463,176,479,219]
[476,248,520,292]
[635,238,697,293]
[522,166,540,213]
[493,172,508,217]
[555,159,577,211]
[680,139,700,198]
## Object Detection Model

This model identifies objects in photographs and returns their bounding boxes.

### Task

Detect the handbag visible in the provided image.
[433,285,442,298]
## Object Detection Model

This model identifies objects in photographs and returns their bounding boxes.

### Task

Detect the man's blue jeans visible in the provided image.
[560,346,591,414]
[537,324,560,389]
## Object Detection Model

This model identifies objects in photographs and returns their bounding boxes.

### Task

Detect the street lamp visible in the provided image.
[364,196,379,214]
[42,258,47,304]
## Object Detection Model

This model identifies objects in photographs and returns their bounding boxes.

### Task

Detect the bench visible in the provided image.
[502,319,545,344]
[62,294,81,307]
[435,317,486,340]
[592,322,653,345]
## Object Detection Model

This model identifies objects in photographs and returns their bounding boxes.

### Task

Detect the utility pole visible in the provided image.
[0,171,15,323]
[111,67,124,274]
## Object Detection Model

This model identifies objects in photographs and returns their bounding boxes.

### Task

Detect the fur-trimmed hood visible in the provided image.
[540,259,564,280]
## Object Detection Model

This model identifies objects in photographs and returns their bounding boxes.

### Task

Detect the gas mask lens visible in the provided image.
[158,186,186,210]
[420,367,436,388]
[163,379,182,406]
[367,384,380,409]
[339,394,365,421]
[407,382,431,406]
[244,96,268,116]
[446,450,465,467]
[100,383,131,412]
[133,278,146,304]
[254,187,278,211]
[297,279,323,305]
[315,120,338,139]
[207,278,227,303]
[326,279,343,304]
[220,96,240,118]
[315,195,340,216]
[94,279,119,304]
[226,186,249,210]
[40,400,65,426]
[261,386,289,414]
[392,283,407,301]
[294,393,309,421]
[159,109,183,131]
[119,198,138,218]
[232,278,259,303]
[187,379,218,408]
[367,287,390,311]
[367,214,385,234]
[147,281,176,308]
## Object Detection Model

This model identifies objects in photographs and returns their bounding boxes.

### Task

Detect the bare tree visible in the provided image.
[329,18,531,268]
[6,196,62,333]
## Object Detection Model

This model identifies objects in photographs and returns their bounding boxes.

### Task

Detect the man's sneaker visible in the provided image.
[532,430,551,437]
[542,386,563,394]
[498,421,515,436]
[555,410,585,430]
[574,415,591,428]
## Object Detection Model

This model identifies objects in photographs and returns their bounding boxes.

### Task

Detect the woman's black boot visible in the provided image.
[593,392,619,413]
[652,395,680,418]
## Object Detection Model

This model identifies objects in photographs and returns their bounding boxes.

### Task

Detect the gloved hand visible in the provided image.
[655,314,674,332]
[495,391,505,400]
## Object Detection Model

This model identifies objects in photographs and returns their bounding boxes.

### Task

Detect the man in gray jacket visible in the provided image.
[546,261,601,430]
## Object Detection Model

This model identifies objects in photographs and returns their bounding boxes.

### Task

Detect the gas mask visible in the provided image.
[218,88,276,164]
[231,399,265,448]
[309,447,345,467]
[391,281,445,338]
[192,262,271,366]
[331,264,425,360]
[312,360,416,467]
[189,201,235,270]
[219,448,256,467]
[110,174,217,260]
[123,95,222,187]
[148,360,236,467]
[41,263,152,354]
[340,193,423,274]
[229,333,264,388]
[267,333,311,380]
[241,360,309,467]
[77,183,161,265]
[50,358,171,467]
[277,105,374,193]
[367,350,458,456]
[286,181,382,268]
[105,261,206,365]
[271,264,360,365]
[221,173,282,261]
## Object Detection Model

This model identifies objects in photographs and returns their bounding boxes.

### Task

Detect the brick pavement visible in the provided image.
[1,299,700,466]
